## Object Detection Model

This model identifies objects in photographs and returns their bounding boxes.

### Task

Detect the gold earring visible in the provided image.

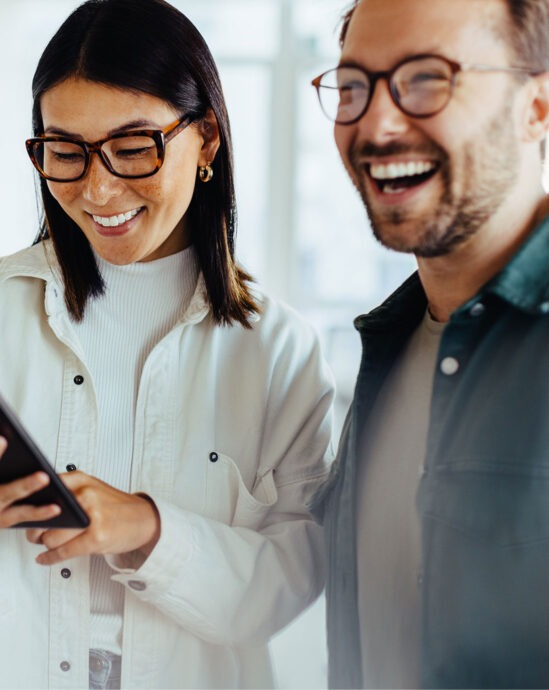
[198,164,213,183]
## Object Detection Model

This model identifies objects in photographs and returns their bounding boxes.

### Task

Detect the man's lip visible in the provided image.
[367,159,438,180]
[362,161,440,204]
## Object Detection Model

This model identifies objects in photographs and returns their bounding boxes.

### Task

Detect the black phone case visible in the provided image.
[0,393,90,528]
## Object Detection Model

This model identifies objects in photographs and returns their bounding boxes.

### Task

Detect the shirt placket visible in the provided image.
[46,303,97,689]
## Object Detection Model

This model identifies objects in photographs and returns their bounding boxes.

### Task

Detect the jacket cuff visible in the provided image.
[106,498,194,598]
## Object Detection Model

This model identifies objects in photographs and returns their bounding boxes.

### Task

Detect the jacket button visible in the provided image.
[440,357,459,375]
[209,452,219,463]
[61,568,71,579]
[128,580,147,591]
[73,375,84,385]
[469,302,485,317]
[60,660,70,672]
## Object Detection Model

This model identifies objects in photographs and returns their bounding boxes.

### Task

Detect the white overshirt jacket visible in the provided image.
[0,242,334,690]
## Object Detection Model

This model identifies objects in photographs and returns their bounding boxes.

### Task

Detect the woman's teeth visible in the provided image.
[92,208,140,227]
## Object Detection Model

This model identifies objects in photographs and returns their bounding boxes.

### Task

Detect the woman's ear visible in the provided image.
[198,108,221,165]
[522,72,549,143]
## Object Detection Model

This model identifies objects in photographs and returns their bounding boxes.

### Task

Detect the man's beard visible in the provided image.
[350,103,520,258]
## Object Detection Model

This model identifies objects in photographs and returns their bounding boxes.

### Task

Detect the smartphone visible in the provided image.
[0,392,90,528]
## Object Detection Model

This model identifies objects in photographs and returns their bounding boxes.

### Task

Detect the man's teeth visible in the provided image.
[92,208,140,227]
[370,161,435,180]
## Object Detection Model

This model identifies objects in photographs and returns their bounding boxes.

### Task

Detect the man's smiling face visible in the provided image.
[335,0,527,257]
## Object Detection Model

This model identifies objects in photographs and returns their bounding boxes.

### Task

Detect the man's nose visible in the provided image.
[355,78,411,144]
[81,153,125,205]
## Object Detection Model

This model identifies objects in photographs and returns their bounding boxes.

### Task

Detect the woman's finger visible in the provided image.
[35,532,90,566]
[0,502,61,530]
[0,471,50,511]
[26,527,47,544]
[38,527,85,550]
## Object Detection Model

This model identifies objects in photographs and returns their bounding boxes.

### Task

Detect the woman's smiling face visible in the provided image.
[40,77,219,264]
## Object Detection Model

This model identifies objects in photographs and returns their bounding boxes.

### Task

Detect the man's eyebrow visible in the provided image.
[337,58,368,70]
[338,51,447,71]
[43,119,160,139]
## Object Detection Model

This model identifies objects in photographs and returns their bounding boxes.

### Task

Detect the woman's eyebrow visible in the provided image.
[108,119,160,135]
[43,126,83,138]
[42,119,160,139]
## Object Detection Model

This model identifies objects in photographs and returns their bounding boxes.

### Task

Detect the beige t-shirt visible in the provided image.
[357,310,444,689]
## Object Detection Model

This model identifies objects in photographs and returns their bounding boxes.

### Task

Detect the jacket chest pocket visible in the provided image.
[205,452,277,528]
[419,463,549,548]
[419,464,549,688]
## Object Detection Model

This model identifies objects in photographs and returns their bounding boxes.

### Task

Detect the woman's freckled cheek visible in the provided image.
[48,182,79,205]
[139,179,159,194]
[136,177,167,201]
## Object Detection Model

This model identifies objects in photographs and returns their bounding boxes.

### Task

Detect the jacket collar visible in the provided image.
[0,240,59,283]
[354,212,549,334]
[478,214,549,316]
[354,272,426,336]
[0,239,217,326]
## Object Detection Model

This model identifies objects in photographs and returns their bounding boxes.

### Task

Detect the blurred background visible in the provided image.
[0,0,415,686]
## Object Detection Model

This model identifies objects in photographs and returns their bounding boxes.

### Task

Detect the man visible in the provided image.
[310,0,549,688]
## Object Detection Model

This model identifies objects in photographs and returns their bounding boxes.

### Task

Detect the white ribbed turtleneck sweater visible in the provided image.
[73,247,199,654]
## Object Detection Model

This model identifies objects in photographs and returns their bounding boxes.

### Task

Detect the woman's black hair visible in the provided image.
[32,0,259,325]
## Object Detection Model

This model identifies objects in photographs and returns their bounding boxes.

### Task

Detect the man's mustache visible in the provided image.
[351,140,446,162]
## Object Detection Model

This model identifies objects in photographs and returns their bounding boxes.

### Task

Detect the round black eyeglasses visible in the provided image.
[25,114,192,183]
[311,54,537,124]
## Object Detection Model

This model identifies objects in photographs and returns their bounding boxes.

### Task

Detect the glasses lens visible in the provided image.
[101,135,160,177]
[317,67,370,123]
[393,56,453,116]
[33,140,87,181]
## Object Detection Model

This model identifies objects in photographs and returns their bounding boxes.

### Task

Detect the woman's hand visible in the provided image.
[25,471,161,566]
[0,436,62,528]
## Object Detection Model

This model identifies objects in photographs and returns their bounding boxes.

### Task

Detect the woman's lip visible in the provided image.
[88,208,144,236]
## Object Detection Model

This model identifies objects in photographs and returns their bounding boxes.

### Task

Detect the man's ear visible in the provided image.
[522,72,549,143]
[198,108,221,166]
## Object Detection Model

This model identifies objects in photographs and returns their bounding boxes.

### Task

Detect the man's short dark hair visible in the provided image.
[339,0,549,71]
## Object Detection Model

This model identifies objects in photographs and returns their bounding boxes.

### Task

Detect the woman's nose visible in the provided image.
[81,153,125,205]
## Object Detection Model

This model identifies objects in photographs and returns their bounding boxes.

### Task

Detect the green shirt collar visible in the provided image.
[473,214,549,316]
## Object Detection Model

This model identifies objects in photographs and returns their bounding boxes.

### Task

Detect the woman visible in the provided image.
[0,1,334,688]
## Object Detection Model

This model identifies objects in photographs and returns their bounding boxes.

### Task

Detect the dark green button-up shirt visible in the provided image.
[312,215,549,689]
